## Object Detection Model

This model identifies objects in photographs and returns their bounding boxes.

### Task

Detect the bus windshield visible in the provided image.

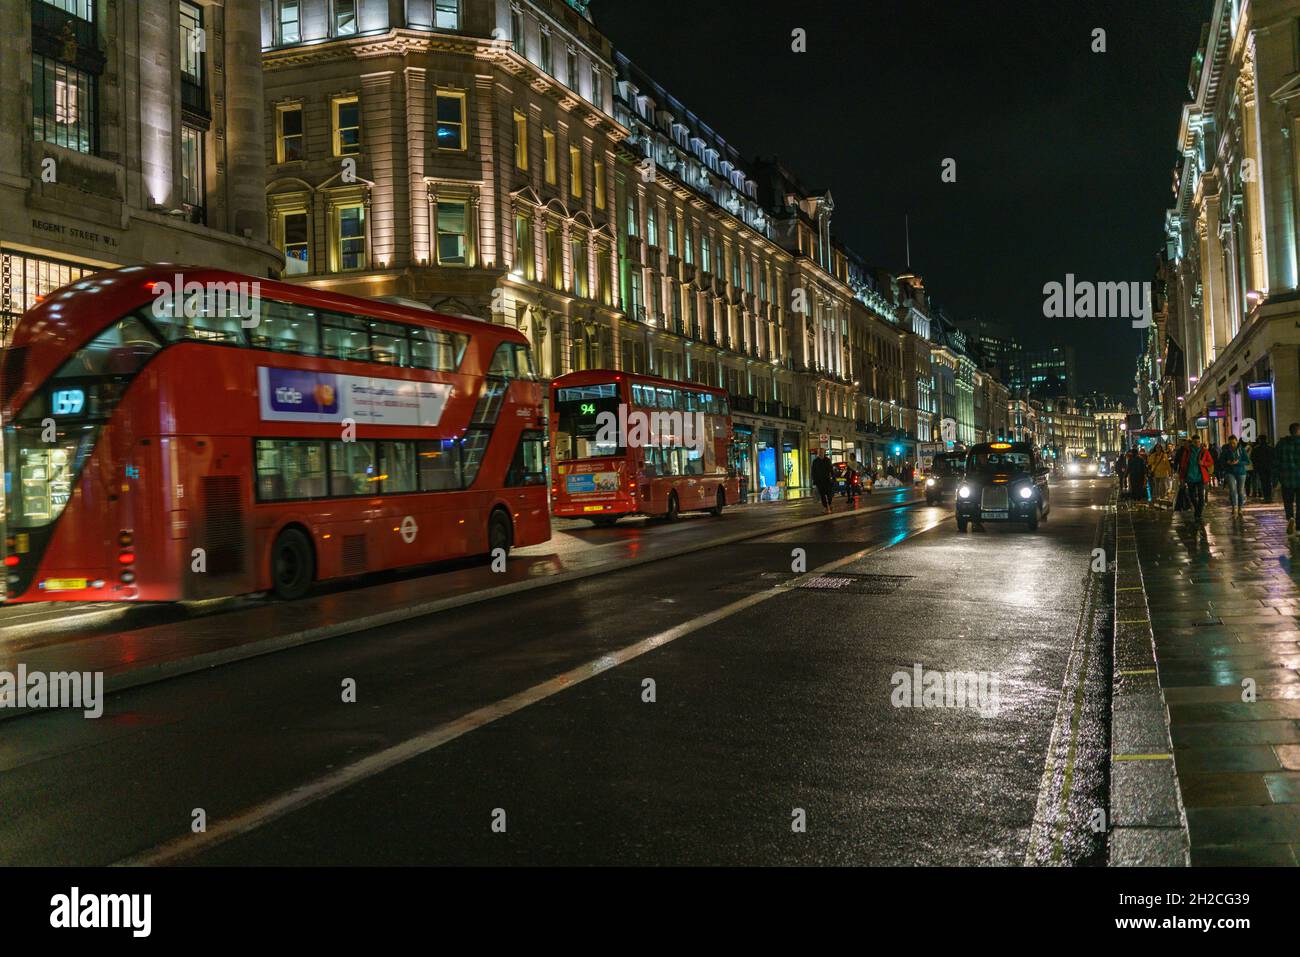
[552,382,623,460]
[5,313,160,530]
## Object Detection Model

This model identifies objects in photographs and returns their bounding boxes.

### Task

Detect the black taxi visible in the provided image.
[954,441,1051,531]
[924,451,966,504]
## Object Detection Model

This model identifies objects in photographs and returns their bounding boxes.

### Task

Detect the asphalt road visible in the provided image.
[0,478,1115,865]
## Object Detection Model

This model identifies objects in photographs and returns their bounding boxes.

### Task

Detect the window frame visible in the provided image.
[332,202,367,273]
[276,102,304,163]
[435,90,467,152]
[331,94,361,157]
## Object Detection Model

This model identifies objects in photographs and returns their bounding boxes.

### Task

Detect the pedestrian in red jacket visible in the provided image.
[1176,435,1215,523]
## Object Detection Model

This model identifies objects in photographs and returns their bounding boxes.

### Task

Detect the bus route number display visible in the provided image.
[51,389,85,416]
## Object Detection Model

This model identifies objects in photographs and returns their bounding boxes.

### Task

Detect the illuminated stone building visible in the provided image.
[1,0,278,345]
[1164,0,1300,443]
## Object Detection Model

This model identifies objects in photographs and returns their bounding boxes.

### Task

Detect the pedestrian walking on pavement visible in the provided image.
[1176,434,1215,524]
[1276,423,1300,536]
[1149,442,1172,507]
[1253,435,1274,503]
[845,465,862,509]
[811,451,835,514]
[1221,434,1250,515]
[1126,447,1148,502]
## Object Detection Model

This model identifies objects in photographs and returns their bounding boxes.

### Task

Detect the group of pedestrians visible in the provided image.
[810,451,871,513]
[1118,424,1300,533]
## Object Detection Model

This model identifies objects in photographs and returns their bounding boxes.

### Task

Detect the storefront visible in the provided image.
[732,419,806,502]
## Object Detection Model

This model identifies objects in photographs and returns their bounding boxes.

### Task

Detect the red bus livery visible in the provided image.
[549,370,740,524]
[2,266,550,602]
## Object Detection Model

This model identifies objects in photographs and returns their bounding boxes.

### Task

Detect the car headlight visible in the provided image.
[1018,485,1034,499]
[958,485,971,499]
[926,478,935,487]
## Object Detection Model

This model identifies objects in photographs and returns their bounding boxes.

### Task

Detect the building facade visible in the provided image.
[2,0,279,345]
[1163,0,1300,445]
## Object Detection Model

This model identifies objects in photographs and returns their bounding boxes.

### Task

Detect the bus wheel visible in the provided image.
[271,527,314,601]
[665,493,680,522]
[711,488,725,517]
[488,509,513,555]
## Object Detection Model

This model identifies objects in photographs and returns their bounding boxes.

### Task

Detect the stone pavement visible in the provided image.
[1128,488,1300,866]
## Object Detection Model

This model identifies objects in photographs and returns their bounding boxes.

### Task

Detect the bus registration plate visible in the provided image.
[43,578,87,591]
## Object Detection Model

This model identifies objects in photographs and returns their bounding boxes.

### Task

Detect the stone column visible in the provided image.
[225,0,269,243]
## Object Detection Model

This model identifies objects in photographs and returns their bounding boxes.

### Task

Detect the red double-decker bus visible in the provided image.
[1,265,549,602]
[549,370,740,525]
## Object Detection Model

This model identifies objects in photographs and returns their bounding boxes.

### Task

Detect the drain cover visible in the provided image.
[798,573,914,595]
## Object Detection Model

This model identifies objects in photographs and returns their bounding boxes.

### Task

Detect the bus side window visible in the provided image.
[417,439,461,491]
[320,312,369,362]
[506,430,547,486]
[327,440,378,496]
[368,320,410,367]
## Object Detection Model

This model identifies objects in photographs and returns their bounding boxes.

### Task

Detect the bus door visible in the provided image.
[183,434,254,599]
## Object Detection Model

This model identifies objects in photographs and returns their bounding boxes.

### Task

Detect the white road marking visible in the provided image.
[117,514,945,866]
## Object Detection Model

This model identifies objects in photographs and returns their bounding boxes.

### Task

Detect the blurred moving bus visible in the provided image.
[549,370,740,525]
[1,266,549,602]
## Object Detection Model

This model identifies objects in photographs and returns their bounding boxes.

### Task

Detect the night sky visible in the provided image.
[588,0,1215,398]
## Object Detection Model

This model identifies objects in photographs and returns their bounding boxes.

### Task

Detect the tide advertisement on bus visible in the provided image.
[257,366,453,427]
[560,459,624,500]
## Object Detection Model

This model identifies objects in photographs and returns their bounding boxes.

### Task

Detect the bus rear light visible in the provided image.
[90,580,106,589]
[119,570,136,584]
[117,552,135,565]
[3,555,18,567]
[118,530,133,546]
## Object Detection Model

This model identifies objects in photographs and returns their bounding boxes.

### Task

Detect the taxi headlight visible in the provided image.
[926,478,935,487]
[1019,485,1034,499]
[958,485,971,499]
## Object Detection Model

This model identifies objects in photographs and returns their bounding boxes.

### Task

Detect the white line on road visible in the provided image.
[117,514,946,866]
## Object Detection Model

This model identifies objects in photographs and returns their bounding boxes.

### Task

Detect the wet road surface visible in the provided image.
[0,479,1114,865]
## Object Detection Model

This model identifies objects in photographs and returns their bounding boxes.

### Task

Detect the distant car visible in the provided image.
[1065,458,1099,477]
[955,441,1052,532]
[924,452,966,505]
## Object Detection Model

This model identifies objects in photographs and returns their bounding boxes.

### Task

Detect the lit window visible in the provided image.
[180,125,205,215]
[336,0,357,35]
[436,91,466,151]
[435,0,459,30]
[277,104,303,162]
[569,144,582,198]
[571,236,587,298]
[543,128,557,185]
[278,0,300,44]
[513,110,528,170]
[282,211,310,274]
[511,9,524,55]
[646,205,658,247]
[539,29,553,74]
[179,2,204,86]
[335,204,366,271]
[514,211,534,280]
[594,160,606,210]
[437,200,469,266]
[332,96,361,156]
[32,55,95,154]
